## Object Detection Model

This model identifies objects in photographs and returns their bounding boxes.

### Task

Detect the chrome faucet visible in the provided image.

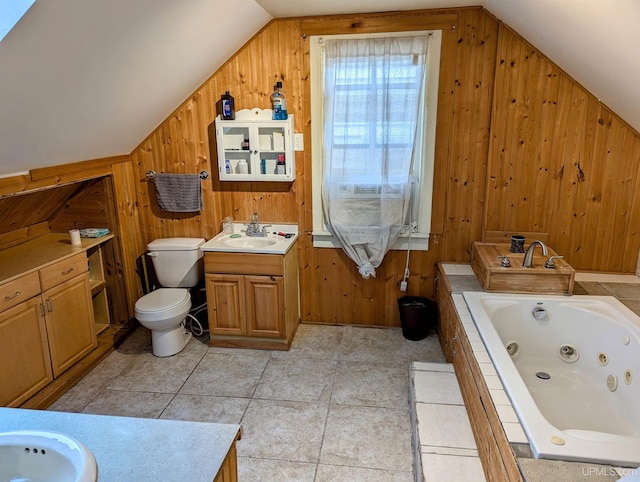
[522,240,548,268]
[245,212,270,237]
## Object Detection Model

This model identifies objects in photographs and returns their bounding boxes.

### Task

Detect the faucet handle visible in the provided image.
[497,255,511,268]
[544,255,563,269]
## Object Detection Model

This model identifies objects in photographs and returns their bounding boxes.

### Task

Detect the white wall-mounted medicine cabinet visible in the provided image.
[215,108,295,181]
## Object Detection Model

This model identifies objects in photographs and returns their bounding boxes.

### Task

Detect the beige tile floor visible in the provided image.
[49,323,446,481]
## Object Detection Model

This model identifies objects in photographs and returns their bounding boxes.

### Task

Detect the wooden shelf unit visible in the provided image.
[87,243,111,334]
[0,232,115,407]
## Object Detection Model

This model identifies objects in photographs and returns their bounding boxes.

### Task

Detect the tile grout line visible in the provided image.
[156,343,210,419]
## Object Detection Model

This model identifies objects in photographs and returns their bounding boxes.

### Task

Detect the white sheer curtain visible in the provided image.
[321,35,429,279]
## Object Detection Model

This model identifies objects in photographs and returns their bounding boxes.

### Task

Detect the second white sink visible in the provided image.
[0,430,97,482]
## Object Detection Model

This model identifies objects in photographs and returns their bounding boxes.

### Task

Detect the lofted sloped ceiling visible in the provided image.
[1,0,640,178]
[0,0,271,177]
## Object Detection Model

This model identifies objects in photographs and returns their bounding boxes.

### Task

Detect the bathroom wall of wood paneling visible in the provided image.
[129,8,499,325]
[124,6,639,325]
[0,156,142,322]
[486,24,640,272]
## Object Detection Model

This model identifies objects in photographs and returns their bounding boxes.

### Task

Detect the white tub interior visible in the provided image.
[462,291,640,467]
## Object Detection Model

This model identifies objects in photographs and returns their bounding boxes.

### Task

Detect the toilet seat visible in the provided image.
[134,288,191,321]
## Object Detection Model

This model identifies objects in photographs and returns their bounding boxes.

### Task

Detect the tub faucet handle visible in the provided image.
[544,255,563,269]
[497,255,510,268]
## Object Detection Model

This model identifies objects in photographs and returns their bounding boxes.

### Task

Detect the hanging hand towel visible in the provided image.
[153,173,203,212]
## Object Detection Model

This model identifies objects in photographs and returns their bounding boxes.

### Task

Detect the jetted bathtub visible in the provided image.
[462,291,640,466]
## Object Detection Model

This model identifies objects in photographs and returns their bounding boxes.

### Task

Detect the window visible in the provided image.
[310,30,441,251]
[0,0,36,43]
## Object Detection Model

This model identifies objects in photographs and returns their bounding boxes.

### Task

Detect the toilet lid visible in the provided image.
[135,288,189,313]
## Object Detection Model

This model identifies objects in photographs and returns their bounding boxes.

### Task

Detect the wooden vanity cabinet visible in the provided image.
[39,253,97,377]
[206,274,246,337]
[205,243,299,350]
[0,249,97,406]
[245,275,285,338]
[42,276,96,377]
[207,274,285,338]
[0,296,53,407]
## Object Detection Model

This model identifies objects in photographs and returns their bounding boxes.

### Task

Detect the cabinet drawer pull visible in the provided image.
[61,267,74,275]
[4,291,20,300]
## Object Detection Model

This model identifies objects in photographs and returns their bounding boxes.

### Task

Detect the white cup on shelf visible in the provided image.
[69,229,82,246]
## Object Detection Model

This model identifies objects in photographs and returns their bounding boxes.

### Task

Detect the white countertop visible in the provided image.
[0,408,240,482]
[202,223,298,254]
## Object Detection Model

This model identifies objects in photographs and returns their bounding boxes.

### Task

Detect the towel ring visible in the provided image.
[146,170,209,180]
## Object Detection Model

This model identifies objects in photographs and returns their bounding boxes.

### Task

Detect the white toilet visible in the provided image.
[135,238,205,357]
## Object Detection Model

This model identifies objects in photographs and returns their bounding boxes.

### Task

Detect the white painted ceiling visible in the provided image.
[1,0,639,177]
[0,0,271,177]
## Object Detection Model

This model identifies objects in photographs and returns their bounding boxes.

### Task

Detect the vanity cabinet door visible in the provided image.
[206,274,246,336]
[245,275,284,338]
[42,273,96,377]
[0,297,53,407]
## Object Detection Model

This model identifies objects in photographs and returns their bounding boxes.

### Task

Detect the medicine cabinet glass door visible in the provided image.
[215,109,295,181]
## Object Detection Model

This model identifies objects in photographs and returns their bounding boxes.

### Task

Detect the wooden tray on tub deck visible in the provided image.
[470,241,575,294]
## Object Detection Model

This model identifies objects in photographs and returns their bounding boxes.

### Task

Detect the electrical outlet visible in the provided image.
[400,280,408,291]
[294,133,304,151]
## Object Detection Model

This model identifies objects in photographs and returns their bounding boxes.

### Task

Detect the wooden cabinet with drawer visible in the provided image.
[205,243,299,350]
[0,271,40,312]
[40,257,96,377]
[0,252,97,406]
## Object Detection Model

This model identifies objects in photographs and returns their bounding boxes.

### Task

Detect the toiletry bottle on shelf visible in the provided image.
[242,138,250,150]
[220,91,235,120]
[270,82,288,120]
[225,159,231,174]
[237,159,248,174]
[276,154,286,174]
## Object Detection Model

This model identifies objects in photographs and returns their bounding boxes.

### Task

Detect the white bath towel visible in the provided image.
[154,173,203,212]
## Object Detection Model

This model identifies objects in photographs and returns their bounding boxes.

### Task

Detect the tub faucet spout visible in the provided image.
[522,240,548,268]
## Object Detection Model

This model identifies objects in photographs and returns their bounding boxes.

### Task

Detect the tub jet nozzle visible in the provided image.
[558,344,580,363]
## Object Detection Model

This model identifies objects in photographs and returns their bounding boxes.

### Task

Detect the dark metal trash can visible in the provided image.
[398,296,438,341]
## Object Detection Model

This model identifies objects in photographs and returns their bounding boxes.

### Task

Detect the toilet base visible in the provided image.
[150,322,192,357]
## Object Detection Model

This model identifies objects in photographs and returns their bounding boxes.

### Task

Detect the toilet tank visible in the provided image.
[147,238,205,288]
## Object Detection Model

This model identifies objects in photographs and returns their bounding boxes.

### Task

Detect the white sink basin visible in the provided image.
[202,223,298,254]
[222,236,279,248]
[0,430,97,482]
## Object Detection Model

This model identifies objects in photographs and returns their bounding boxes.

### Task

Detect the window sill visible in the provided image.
[312,230,430,251]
